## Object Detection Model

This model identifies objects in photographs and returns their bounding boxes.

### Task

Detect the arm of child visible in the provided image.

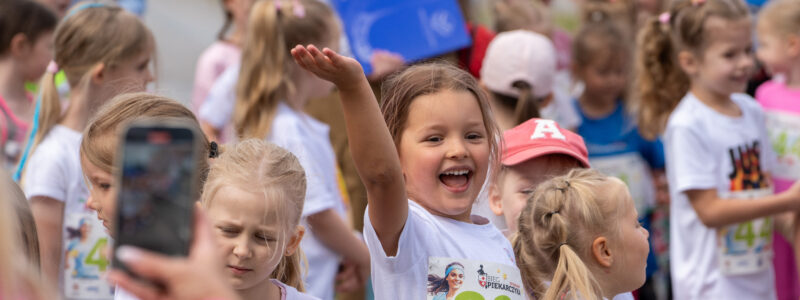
[686,182,800,228]
[306,209,370,289]
[29,196,64,285]
[291,45,408,255]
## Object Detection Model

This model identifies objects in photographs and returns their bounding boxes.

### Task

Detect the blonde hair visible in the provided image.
[22,1,154,177]
[633,0,749,139]
[757,0,800,37]
[80,93,211,187]
[512,169,625,300]
[6,173,41,271]
[0,170,51,300]
[493,0,552,34]
[380,62,502,173]
[201,139,308,291]
[234,0,335,139]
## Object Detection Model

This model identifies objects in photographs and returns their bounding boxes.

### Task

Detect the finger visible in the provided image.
[115,246,177,282]
[296,46,319,70]
[322,48,343,65]
[307,45,331,66]
[107,270,162,300]
[291,47,309,69]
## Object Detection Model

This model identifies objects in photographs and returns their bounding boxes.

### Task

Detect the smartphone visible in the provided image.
[111,119,202,276]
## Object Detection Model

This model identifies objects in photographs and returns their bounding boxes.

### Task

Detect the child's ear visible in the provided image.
[678,50,699,77]
[9,33,30,58]
[285,225,305,256]
[787,34,800,57]
[90,63,107,85]
[488,183,504,217]
[591,236,613,268]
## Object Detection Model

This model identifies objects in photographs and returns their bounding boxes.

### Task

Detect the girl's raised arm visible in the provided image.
[291,45,408,254]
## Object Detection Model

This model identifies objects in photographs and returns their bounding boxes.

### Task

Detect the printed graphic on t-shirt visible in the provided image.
[765,110,800,180]
[63,212,114,299]
[590,153,656,215]
[718,141,773,276]
[427,257,524,300]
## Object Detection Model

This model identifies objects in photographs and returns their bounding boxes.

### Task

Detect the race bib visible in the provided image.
[63,213,114,299]
[717,188,774,275]
[590,153,656,215]
[427,257,525,300]
[765,110,800,180]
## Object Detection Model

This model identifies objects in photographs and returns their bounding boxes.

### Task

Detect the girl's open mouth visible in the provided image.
[439,168,472,193]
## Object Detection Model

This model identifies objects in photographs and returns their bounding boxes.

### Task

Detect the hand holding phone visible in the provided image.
[112,120,203,278]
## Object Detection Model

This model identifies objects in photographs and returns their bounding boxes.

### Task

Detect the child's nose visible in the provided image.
[232,237,253,258]
[446,139,468,159]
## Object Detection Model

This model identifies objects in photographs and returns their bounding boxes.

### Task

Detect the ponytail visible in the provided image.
[632,0,749,139]
[633,17,688,140]
[234,0,334,139]
[511,81,540,125]
[270,246,307,292]
[514,169,620,300]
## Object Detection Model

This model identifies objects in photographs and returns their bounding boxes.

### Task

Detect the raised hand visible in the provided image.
[290,45,365,91]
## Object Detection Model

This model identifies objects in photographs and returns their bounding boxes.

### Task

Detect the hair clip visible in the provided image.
[292,0,306,18]
[691,0,706,6]
[47,61,59,73]
[65,2,108,19]
[209,141,219,158]
[659,12,671,24]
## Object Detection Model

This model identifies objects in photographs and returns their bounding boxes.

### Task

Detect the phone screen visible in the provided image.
[113,125,198,271]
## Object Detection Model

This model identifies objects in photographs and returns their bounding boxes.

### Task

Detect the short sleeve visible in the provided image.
[198,65,238,129]
[639,135,666,170]
[278,138,338,217]
[667,124,716,193]
[363,205,421,274]
[22,146,68,202]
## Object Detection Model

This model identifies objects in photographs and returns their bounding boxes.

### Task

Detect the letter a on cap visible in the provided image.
[530,119,566,140]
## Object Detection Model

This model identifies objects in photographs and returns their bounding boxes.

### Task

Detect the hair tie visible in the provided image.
[545,210,560,218]
[558,242,568,248]
[209,141,219,158]
[659,12,671,24]
[47,61,59,73]
[292,0,305,18]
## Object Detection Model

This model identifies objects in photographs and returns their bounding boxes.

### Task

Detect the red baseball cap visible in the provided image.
[501,118,590,168]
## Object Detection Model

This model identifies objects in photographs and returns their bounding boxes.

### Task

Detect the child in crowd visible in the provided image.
[0,0,57,169]
[18,3,154,299]
[0,170,52,300]
[203,1,369,298]
[481,30,556,131]
[490,0,581,130]
[513,168,650,299]
[635,0,800,298]
[201,139,319,300]
[488,118,589,234]
[191,0,252,112]
[755,1,800,298]
[291,43,520,298]
[488,118,636,300]
[572,18,666,298]
[78,93,211,300]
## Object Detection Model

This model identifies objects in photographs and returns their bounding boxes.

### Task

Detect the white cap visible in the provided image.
[481,30,556,98]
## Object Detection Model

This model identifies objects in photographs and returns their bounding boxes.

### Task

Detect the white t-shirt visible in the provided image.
[198,63,239,143]
[268,102,348,300]
[23,125,114,299]
[665,93,776,300]
[365,200,519,299]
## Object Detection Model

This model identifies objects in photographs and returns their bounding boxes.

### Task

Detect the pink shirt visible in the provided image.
[0,95,31,169]
[191,41,241,112]
[756,79,800,192]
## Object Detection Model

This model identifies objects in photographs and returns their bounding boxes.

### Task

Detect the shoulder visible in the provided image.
[197,42,239,65]
[666,94,704,129]
[271,280,321,300]
[755,80,781,102]
[27,127,79,168]
[731,93,765,120]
